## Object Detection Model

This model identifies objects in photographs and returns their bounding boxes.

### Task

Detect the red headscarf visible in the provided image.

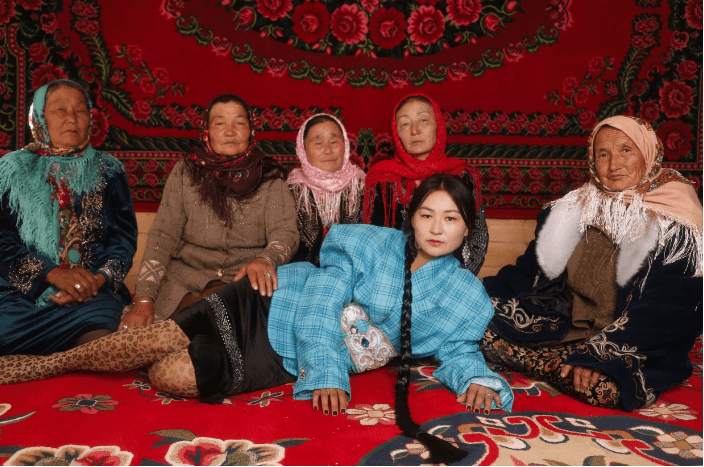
[363,93,481,225]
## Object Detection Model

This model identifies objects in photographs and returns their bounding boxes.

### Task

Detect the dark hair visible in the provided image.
[302,114,342,140]
[404,173,477,236]
[207,93,252,124]
[46,79,91,109]
[394,173,472,464]
[395,95,433,119]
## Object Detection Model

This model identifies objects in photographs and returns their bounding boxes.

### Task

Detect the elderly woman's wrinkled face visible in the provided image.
[304,120,345,173]
[594,127,647,191]
[45,86,90,148]
[208,102,250,156]
[396,99,437,161]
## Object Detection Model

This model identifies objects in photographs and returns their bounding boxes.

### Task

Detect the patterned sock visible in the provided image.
[523,343,621,409]
[0,320,189,385]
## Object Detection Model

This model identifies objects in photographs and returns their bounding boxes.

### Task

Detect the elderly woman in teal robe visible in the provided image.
[0,79,137,355]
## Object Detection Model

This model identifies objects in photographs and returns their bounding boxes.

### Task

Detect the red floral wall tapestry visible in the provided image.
[1,0,701,217]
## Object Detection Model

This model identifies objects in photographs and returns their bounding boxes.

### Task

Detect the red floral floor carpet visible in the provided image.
[1,338,700,466]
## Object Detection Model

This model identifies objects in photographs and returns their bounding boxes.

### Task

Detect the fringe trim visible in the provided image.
[551,184,703,278]
[0,148,121,262]
[291,178,364,228]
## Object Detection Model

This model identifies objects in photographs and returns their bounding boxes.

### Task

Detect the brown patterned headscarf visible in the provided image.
[184,94,285,225]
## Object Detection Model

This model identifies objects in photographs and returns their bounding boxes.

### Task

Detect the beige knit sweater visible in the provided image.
[134,160,299,320]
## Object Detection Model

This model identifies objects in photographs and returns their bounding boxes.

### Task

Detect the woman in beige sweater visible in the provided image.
[121,94,298,326]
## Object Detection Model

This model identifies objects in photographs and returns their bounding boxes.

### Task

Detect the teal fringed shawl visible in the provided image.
[0,146,121,305]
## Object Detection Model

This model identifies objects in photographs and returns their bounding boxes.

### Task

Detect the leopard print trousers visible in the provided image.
[0,320,199,397]
[481,329,621,409]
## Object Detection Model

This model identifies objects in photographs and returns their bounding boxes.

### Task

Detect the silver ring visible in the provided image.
[74,283,82,290]
[121,324,128,330]
[265,271,272,278]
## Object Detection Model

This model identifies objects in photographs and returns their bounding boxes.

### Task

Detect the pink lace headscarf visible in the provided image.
[287,113,365,227]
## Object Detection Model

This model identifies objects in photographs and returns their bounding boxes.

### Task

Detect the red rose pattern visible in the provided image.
[635,17,658,33]
[504,42,525,62]
[291,2,330,44]
[579,111,597,131]
[671,31,689,50]
[588,57,606,73]
[31,63,68,90]
[153,67,170,85]
[331,4,368,44]
[685,0,702,29]
[126,45,143,62]
[144,160,160,172]
[508,167,522,179]
[235,7,255,28]
[408,5,445,46]
[0,131,10,148]
[488,166,503,179]
[368,7,407,49]
[75,18,101,35]
[631,34,655,49]
[29,43,49,63]
[256,0,293,21]
[111,70,125,84]
[71,1,97,17]
[145,173,159,187]
[639,101,660,122]
[487,180,503,193]
[17,0,41,10]
[483,14,500,32]
[657,120,694,161]
[184,107,202,127]
[447,0,482,27]
[677,60,698,80]
[90,108,109,147]
[139,75,156,94]
[508,180,522,193]
[528,181,542,194]
[40,13,58,33]
[659,80,694,118]
[360,0,379,13]
[0,0,16,25]
[131,100,152,121]
[210,36,231,56]
[549,181,564,194]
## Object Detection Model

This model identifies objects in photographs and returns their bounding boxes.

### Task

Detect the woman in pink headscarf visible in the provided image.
[481,115,702,411]
[287,114,365,266]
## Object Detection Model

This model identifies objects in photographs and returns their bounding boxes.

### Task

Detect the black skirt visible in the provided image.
[172,279,295,403]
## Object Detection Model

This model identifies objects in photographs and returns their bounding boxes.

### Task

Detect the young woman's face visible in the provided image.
[45,86,90,148]
[304,120,345,172]
[396,99,437,161]
[208,102,250,156]
[411,189,468,264]
[594,127,647,191]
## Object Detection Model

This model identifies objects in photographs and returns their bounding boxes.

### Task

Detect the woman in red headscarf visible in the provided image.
[363,94,488,274]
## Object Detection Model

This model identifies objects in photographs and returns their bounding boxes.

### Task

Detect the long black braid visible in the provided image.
[393,234,468,464]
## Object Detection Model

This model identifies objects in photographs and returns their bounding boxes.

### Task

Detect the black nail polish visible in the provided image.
[484,410,490,415]
[324,410,329,415]
[474,408,480,414]
[341,409,346,414]
[314,406,318,411]
[332,411,337,416]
